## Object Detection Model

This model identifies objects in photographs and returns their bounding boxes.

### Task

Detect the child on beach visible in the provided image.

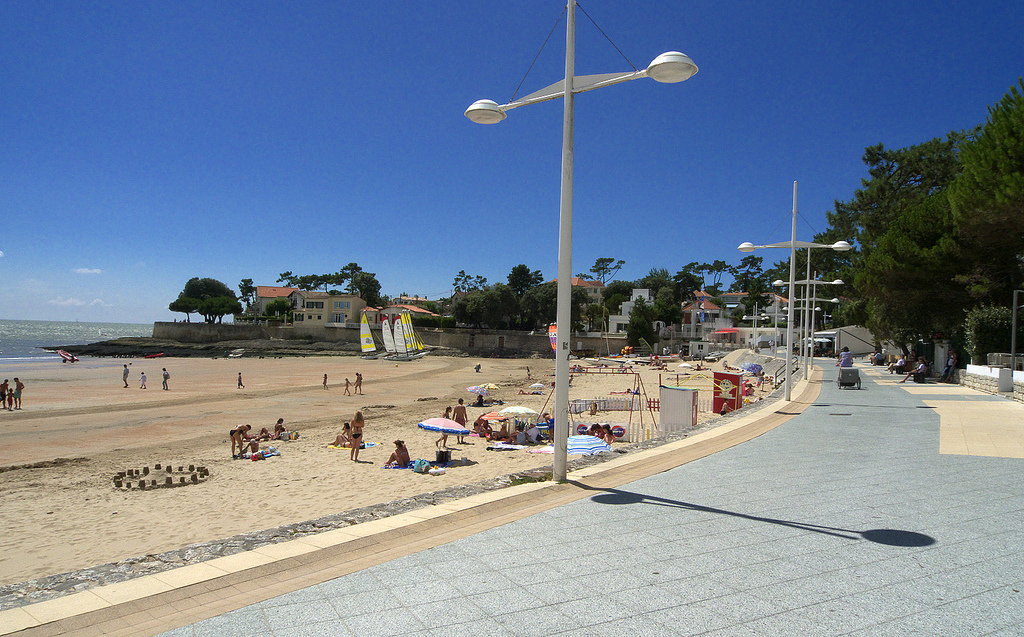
[437,406,453,449]
[237,372,244,389]
[354,372,363,395]
[323,374,328,390]
[344,378,351,395]
[139,372,147,389]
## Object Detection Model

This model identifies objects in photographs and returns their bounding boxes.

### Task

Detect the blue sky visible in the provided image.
[1,1,1021,323]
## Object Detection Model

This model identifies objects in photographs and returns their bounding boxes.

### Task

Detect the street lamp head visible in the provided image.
[832,279,844,285]
[829,297,840,303]
[738,242,756,253]
[773,279,785,286]
[831,240,852,252]
[465,99,507,124]
[646,51,698,83]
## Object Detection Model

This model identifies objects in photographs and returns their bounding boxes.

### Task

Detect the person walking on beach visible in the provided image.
[162,368,170,390]
[13,378,24,410]
[0,380,8,411]
[323,373,328,390]
[354,372,363,395]
[122,364,130,388]
[237,372,244,389]
[452,398,468,444]
[139,372,147,389]
[349,411,365,462]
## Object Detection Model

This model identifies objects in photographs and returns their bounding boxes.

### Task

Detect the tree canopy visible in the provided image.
[170,277,240,323]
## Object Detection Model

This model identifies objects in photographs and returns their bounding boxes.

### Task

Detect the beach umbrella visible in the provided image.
[566,435,611,455]
[741,363,763,375]
[498,406,539,417]
[677,362,693,369]
[417,418,470,435]
[481,383,500,391]
[479,412,507,422]
[466,385,490,395]
[529,383,545,389]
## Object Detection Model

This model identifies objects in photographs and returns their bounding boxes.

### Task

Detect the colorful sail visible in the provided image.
[402,312,424,351]
[548,324,557,351]
[359,312,378,354]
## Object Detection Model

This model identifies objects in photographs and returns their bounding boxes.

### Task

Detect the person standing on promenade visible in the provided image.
[13,378,24,409]
[452,398,468,445]
[122,364,130,388]
[323,374,328,390]
[354,372,363,395]
[139,372,147,389]
[237,372,244,389]
[941,351,958,382]
[349,411,365,462]
[0,380,8,411]
[162,368,170,390]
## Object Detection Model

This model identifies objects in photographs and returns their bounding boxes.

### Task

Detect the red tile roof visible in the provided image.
[256,286,297,298]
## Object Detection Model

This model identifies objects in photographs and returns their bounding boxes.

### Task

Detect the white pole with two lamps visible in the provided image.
[738,182,851,401]
[466,0,698,482]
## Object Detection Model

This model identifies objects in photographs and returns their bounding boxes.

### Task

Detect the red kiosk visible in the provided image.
[712,371,743,414]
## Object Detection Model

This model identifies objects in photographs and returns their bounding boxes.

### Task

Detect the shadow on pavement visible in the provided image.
[573,482,936,548]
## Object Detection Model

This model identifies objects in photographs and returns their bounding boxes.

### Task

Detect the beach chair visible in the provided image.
[837,367,861,390]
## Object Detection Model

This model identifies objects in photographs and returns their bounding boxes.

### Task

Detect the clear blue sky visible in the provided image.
[2,1,1021,323]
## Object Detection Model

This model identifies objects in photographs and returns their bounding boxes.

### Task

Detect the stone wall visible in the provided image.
[152,322,634,358]
[153,322,271,343]
[957,366,1024,404]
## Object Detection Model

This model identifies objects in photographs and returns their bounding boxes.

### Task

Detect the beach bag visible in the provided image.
[435,449,451,464]
[412,459,430,473]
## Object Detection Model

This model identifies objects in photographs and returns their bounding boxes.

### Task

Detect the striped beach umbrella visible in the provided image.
[566,435,611,455]
[481,383,499,391]
[466,385,490,395]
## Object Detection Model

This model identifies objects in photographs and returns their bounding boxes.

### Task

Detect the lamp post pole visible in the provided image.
[785,182,798,400]
[1012,289,1023,371]
[466,1,698,482]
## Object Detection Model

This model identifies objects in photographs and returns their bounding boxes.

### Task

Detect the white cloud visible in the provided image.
[0,250,5,258]
[48,297,87,306]
[47,297,112,307]
[73,268,102,275]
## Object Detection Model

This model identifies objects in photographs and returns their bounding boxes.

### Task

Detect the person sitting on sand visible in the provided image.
[588,423,604,438]
[229,424,252,459]
[524,423,543,443]
[333,423,353,448]
[472,414,493,439]
[256,427,272,441]
[350,411,366,461]
[474,393,485,407]
[602,424,616,445]
[272,418,292,440]
[490,421,510,442]
[385,440,411,468]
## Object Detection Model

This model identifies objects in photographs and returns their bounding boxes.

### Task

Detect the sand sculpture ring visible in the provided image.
[113,463,210,490]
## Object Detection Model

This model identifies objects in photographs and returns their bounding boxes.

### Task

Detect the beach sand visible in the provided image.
[0,353,764,586]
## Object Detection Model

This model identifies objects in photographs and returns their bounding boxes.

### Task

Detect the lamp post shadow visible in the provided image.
[572,482,935,548]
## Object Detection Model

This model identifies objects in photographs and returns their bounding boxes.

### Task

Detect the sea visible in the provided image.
[0,319,153,362]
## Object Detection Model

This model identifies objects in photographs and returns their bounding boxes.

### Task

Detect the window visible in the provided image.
[332,313,344,323]
[295,314,304,322]
[334,301,351,309]
[306,301,324,309]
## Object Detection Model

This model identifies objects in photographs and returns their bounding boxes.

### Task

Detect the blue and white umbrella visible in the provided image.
[566,435,612,455]
[741,363,763,375]
[417,418,470,435]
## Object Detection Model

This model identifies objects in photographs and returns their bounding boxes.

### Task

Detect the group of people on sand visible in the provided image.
[330,410,367,461]
[586,423,617,445]
[0,378,23,410]
[229,418,295,459]
[471,412,548,445]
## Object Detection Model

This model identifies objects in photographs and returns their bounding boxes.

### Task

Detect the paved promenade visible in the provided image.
[6,362,1023,636]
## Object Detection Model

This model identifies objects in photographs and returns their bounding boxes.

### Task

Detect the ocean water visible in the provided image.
[0,319,153,360]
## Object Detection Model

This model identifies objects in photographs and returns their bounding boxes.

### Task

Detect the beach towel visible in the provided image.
[486,443,526,451]
[383,462,413,469]
[528,445,555,454]
[327,442,378,450]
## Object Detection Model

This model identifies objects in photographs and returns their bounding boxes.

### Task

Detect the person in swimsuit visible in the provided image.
[229,424,252,459]
[350,411,365,461]
[13,378,24,409]
[344,378,351,395]
[0,380,8,411]
[332,422,353,448]
[323,374,328,390]
[354,372,363,395]
[437,406,452,449]
[385,440,411,468]
[452,398,468,444]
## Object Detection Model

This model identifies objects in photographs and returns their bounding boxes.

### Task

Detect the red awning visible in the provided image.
[712,329,738,334]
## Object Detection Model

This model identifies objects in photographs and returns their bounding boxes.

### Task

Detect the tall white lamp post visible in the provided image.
[738,182,850,401]
[466,0,698,482]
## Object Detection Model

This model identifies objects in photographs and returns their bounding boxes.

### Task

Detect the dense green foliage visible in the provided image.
[963,305,1013,364]
[170,277,240,323]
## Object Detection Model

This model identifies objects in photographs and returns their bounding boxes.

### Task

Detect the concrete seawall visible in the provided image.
[152,322,631,357]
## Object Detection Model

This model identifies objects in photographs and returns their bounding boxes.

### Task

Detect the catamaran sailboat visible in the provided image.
[384,311,429,361]
[359,312,385,359]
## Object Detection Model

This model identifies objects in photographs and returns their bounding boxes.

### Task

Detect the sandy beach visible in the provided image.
[0,353,760,586]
